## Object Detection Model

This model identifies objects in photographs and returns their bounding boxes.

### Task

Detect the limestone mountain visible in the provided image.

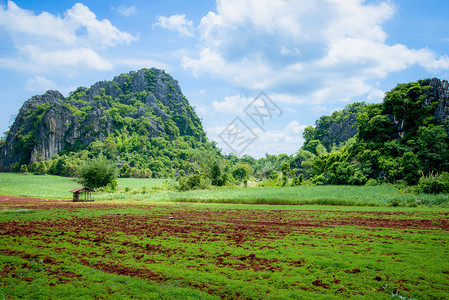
[299,78,449,186]
[0,68,210,175]
[302,78,449,154]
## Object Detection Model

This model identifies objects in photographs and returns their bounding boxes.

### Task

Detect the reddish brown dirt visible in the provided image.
[1,194,448,292]
[1,194,448,235]
[0,195,69,204]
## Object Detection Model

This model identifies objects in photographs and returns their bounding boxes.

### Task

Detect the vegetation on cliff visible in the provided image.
[0,68,220,178]
[292,79,449,189]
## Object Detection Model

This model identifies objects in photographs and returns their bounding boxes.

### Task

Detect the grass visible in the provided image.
[99,185,449,207]
[0,173,172,200]
[0,173,448,298]
[1,172,448,207]
[0,201,448,299]
[0,173,78,199]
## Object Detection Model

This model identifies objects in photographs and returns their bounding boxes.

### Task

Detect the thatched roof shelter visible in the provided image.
[69,187,96,202]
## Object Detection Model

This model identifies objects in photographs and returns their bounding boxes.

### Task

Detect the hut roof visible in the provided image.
[69,187,96,193]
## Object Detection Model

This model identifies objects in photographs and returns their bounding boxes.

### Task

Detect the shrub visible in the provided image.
[20,165,28,173]
[365,178,378,186]
[268,171,279,180]
[11,162,20,172]
[34,161,48,175]
[29,161,39,173]
[417,172,449,194]
[258,178,281,187]
[348,170,367,185]
[291,174,303,186]
[310,174,327,185]
[291,177,301,186]
[178,174,210,191]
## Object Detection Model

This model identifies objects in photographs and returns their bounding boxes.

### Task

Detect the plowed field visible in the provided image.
[0,195,448,299]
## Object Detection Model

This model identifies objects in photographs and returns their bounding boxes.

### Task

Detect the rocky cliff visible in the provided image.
[303,78,449,152]
[421,78,449,128]
[0,68,205,170]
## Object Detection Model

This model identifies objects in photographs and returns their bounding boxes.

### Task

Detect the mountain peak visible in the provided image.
[0,68,205,170]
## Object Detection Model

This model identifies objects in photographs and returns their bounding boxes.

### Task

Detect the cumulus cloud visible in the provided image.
[207,120,307,158]
[155,14,194,37]
[25,76,75,95]
[0,1,75,44]
[0,1,137,48]
[65,3,137,48]
[112,5,137,17]
[115,58,169,71]
[0,1,138,72]
[211,94,251,114]
[25,76,57,92]
[23,45,113,70]
[182,0,449,105]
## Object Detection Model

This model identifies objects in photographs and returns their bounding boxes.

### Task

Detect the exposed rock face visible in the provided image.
[320,78,449,148]
[322,113,359,147]
[421,78,449,129]
[0,68,203,170]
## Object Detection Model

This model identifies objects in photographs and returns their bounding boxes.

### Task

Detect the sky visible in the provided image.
[0,0,448,158]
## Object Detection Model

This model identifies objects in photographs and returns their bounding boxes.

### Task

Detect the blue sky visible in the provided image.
[0,0,448,158]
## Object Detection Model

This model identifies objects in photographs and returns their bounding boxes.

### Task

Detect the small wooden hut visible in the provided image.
[69,187,96,202]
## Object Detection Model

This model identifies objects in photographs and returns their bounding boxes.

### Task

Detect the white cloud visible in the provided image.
[211,94,251,114]
[155,14,194,37]
[269,93,307,105]
[0,1,138,72]
[23,45,113,70]
[367,88,385,102]
[182,48,275,89]
[0,46,113,72]
[112,5,137,17]
[115,58,169,71]
[65,3,137,48]
[0,1,75,44]
[280,46,300,56]
[25,76,75,95]
[207,120,307,158]
[183,0,449,105]
[0,1,137,48]
[25,76,57,92]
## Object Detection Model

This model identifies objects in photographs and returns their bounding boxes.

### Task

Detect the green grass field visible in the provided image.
[0,200,448,299]
[0,173,448,299]
[0,173,172,200]
[1,173,448,207]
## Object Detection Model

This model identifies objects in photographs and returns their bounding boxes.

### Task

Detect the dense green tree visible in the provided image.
[77,154,118,189]
[416,125,449,174]
[211,162,227,186]
[399,152,421,185]
[357,114,394,145]
[302,140,321,156]
[280,162,293,186]
[231,164,252,181]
